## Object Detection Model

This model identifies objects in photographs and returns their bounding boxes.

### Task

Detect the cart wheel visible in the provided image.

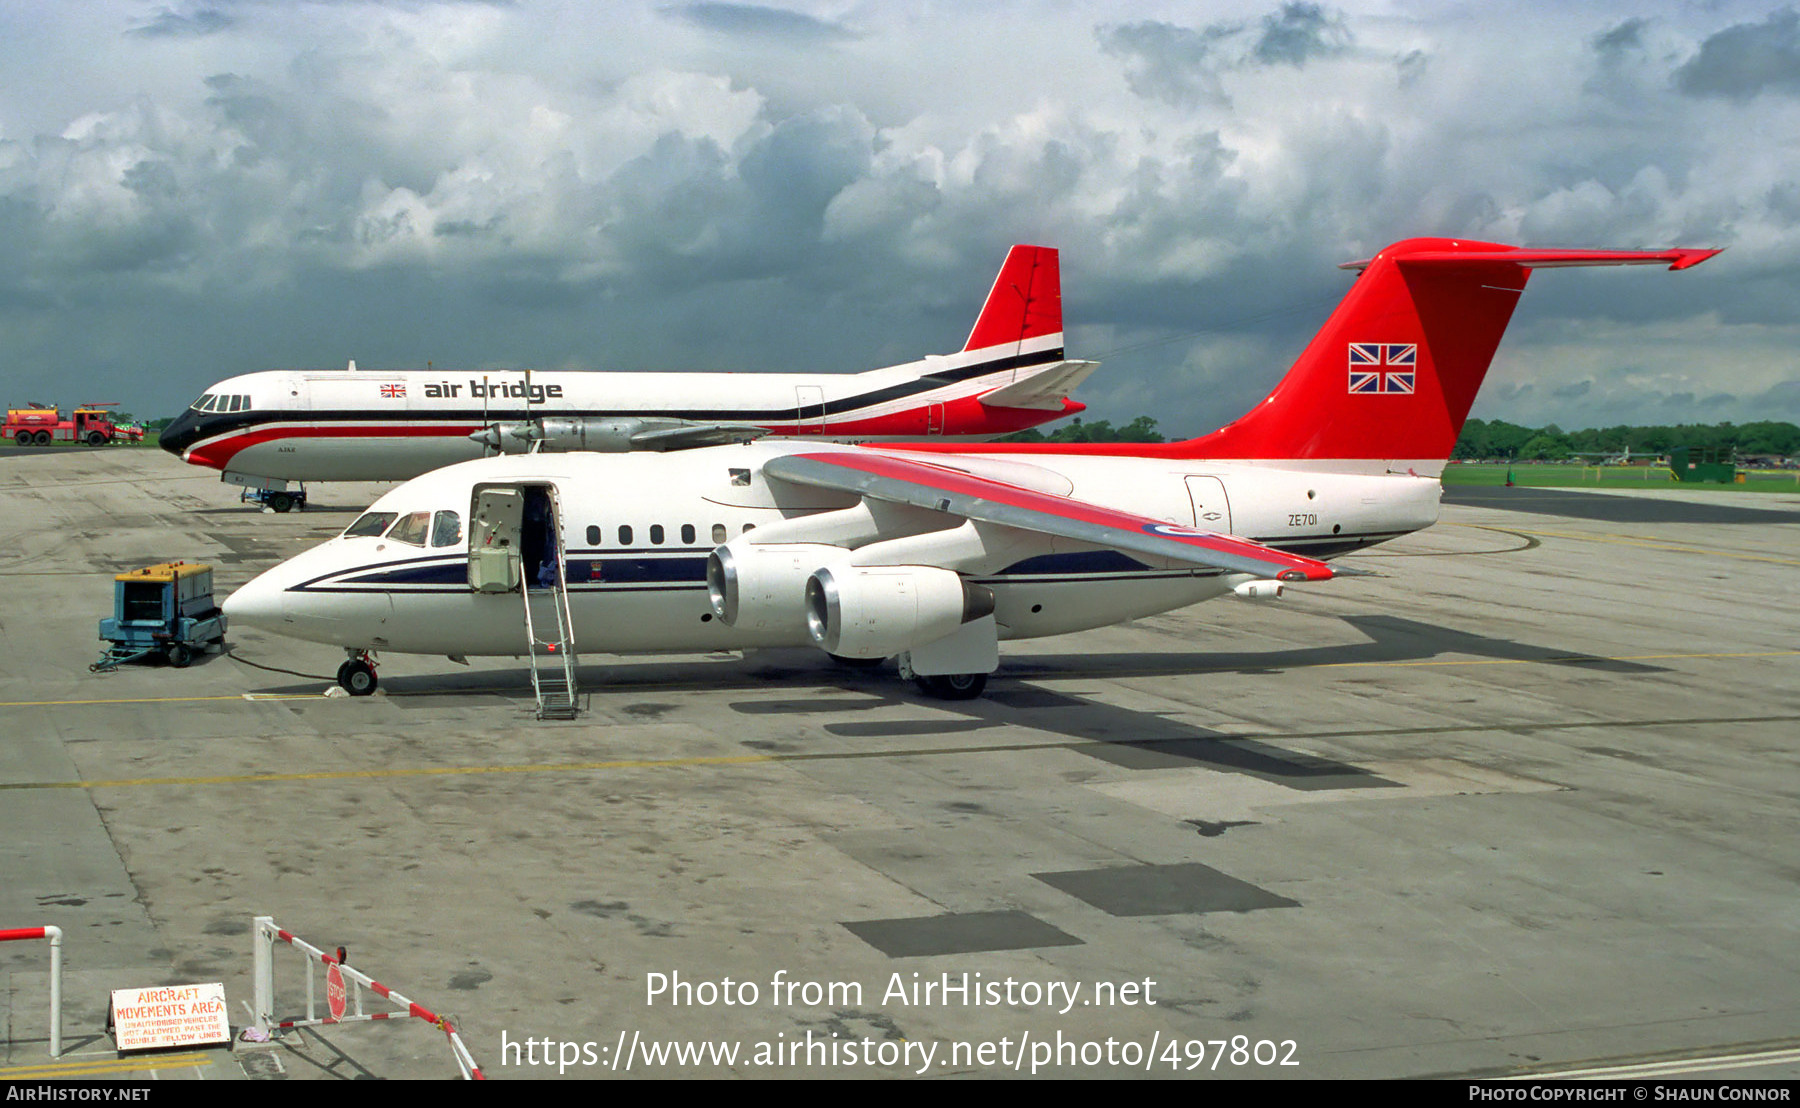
[267,492,294,513]
[340,659,377,696]
[166,643,194,668]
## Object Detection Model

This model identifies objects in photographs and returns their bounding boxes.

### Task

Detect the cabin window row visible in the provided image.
[584,523,750,548]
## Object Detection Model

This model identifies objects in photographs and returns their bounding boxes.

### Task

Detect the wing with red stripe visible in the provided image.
[763,450,1338,582]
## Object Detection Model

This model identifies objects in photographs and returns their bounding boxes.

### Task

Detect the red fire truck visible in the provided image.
[4,403,139,446]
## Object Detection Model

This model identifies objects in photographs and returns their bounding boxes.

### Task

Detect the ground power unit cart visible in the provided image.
[91,562,227,671]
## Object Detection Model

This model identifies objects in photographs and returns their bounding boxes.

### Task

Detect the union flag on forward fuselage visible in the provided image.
[1348,343,1415,394]
[379,383,406,399]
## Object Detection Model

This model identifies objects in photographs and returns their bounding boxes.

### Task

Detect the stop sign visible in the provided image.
[326,962,347,1021]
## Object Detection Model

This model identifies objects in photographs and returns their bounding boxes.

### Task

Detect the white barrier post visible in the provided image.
[251,917,484,1079]
[253,915,277,1035]
[1,925,64,1057]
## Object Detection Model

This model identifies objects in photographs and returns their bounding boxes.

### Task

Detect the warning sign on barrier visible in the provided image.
[111,983,231,1052]
[327,962,347,1020]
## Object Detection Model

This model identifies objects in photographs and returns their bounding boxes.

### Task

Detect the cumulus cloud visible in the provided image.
[0,1,1791,434]
[127,7,235,38]
[1097,3,1354,110]
[1252,2,1351,67]
[662,2,856,44]
[1097,21,1238,109]
[1675,8,1800,99]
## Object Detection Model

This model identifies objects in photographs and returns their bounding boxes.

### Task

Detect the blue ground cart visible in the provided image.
[91,562,227,671]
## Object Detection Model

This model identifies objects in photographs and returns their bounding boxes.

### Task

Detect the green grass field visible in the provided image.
[1442,462,1800,493]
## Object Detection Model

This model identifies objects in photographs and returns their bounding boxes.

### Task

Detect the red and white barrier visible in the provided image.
[0,926,63,1057]
[250,916,483,1080]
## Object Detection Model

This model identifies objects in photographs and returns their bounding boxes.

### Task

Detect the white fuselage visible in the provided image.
[162,336,1082,483]
[224,442,1440,659]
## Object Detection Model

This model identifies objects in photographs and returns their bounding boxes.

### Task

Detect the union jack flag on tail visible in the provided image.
[1348,343,1415,394]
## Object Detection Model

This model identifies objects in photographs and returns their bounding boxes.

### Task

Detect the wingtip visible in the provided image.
[1668,247,1723,271]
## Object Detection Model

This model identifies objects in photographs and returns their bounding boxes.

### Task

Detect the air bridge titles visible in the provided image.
[419,381,565,401]
[645,971,1157,1016]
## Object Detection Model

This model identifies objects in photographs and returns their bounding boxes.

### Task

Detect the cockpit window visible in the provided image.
[387,511,431,546]
[190,393,251,413]
[343,511,397,538]
[430,510,463,548]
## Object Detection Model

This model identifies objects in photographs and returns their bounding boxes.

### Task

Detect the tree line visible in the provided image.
[1006,416,1800,459]
[1452,419,1800,461]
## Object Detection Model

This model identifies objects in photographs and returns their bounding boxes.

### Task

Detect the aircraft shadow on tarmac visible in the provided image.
[233,614,1664,795]
[191,501,375,516]
[1442,485,1800,524]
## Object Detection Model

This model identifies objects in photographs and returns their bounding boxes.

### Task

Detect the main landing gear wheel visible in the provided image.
[913,672,987,700]
[337,657,378,696]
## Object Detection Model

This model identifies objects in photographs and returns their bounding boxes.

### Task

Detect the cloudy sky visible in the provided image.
[2,0,1797,433]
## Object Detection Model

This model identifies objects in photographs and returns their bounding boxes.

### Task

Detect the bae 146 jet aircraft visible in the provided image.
[221,238,1717,709]
[158,245,1096,507]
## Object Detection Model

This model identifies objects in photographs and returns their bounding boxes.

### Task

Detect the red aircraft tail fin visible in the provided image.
[963,245,1062,354]
[1179,239,1720,463]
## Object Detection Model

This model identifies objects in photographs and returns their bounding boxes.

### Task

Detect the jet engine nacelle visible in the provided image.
[707,542,848,631]
[804,565,995,659]
[1231,579,1285,600]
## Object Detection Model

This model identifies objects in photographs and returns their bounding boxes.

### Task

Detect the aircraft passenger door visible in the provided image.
[1184,476,1232,533]
[468,487,524,592]
[795,386,825,436]
[927,402,944,436]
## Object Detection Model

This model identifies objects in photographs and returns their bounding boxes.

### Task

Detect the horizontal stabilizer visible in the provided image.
[977,360,1100,410]
[1338,246,1722,271]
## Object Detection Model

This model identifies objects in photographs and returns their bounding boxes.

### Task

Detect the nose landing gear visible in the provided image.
[337,649,379,696]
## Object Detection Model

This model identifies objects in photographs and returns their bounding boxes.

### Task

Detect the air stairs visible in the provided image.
[520,528,579,720]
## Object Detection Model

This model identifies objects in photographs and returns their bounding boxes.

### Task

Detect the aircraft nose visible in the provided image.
[159,409,201,457]
[223,566,288,629]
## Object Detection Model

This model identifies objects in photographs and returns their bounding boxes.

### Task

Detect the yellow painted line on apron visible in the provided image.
[0,1050,213,1079]
[0,693,322,708]
[1306,649,1800,670]
[4,650,1796,711]
[5,703,1799,796]
[9,752,782,791]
